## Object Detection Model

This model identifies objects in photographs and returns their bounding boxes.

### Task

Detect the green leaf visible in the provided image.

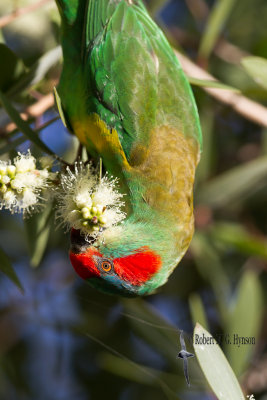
[0,246,24,292]
[241,56,267,90]
[7,46,62,97]
[226,270,263,376]
[188,77,240,92]
[0,136,28,156]
[24,204,53,267]
[98,352,184,398]
[211,222,267,260]
[193,324,245,399]
[199,0,237,59]
[122,299,178,367]
[0,44,26,92]
[197,156,267,209]
[191,233,230,325]
[0,91,54,155]
[53,87,67,128]
[189,293,209,330]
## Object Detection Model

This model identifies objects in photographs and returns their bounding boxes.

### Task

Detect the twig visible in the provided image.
[0,0,52,29]
[176,50,267,128]
[1,93,54,133]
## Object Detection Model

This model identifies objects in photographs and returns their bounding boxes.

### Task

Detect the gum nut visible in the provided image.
[82,221,88,226]
[81,207,89,214]
[93,226,99,232]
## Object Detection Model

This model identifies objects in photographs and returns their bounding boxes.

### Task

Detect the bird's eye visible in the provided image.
[100,259,113,273]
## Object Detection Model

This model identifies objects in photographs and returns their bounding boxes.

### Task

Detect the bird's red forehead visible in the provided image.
[69,247,161,285]
[69,248,101,280]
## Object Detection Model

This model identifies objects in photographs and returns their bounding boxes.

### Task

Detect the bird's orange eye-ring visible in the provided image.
[100,260,113,272]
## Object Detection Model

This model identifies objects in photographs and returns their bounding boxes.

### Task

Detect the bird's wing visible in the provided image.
[83,0,202,164]
[180,330,186,350]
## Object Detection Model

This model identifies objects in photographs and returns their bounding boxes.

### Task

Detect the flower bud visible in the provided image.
[0,184,7,193]
[1,175,10,185]
[0,165,7,175]
[7,165,16,177]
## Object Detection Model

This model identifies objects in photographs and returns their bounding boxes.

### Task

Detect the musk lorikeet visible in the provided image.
[55,0,202,296]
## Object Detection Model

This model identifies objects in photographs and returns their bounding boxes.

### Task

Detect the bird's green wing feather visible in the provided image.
[85,1,202,162]
[56,0,202,164]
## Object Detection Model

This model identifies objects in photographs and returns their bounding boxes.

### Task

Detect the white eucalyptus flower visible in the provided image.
[56,162,126,238]
[0,150,53,215]
[14,151,36,173]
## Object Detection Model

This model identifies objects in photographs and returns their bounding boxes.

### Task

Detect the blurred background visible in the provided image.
[0,0,266,399]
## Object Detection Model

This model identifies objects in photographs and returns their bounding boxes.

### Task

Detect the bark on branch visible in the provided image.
[176,50,267,128]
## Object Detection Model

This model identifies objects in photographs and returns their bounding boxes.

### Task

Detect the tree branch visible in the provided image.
[0,0,52,29]
[1,93,54,134]
[176,50,267,128]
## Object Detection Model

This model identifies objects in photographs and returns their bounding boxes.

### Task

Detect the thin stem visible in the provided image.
[176,50,267,128]
[0,0,52,29]
[99,157,102,184]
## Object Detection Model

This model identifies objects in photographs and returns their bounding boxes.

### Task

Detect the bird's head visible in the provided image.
[69,228,162,296]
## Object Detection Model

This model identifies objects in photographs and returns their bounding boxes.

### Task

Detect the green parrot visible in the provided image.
[55,0,202,296]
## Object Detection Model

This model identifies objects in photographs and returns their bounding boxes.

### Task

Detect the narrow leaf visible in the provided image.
[197,156,267,209]
[0,246,24,292]
[189,293,209,330]
[226,270,263,376]
[0,44,26,92]
[211,222,267,260]
[188,76,240,92]
[194,324,245,399]
[0,136,28,156]
[24,204,53,267]
[0,91,54,155]
[7,46,62,96]
[199,0,237,59]
[241,56,267,90]
[53,87,67,127]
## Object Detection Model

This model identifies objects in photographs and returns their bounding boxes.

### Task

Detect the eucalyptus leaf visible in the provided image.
[98,352,184,397]
[226,270,263,376]
[0,91,54,156]
[24,203,53,267]
[211,222,267,260]
[199,0,237,59]
[0,246,23,292]
[191,232,230,325]
[189,293,209,330]
[241,56,267,91]
[194,324,245,399]
[122,298,178,367]
[188,77,240,92]
[7,46,62,97]
[0,136,27,156]
[53,87,67,127]
[197,156,267,208]
[0,44,26,92]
